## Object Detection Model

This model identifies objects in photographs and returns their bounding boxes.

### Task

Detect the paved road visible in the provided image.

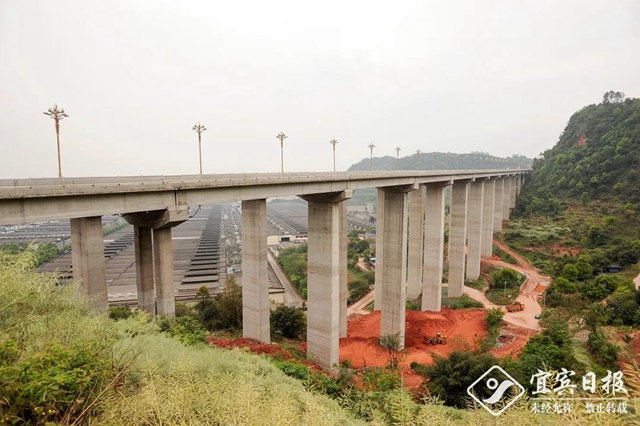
[267,250,304,308]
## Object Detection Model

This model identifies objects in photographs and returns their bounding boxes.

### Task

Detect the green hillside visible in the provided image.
[347,152,531,172]
[518,92,640,210]
[509,93,640,275]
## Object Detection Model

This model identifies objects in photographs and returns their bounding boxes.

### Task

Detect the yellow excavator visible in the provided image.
[423,332,447,345]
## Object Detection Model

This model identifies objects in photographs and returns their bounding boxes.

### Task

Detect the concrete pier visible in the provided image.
[406,186,425,300]
[70,216,108,311]
[510,176,517,209]
[502,177,512,221]
[134,226,155,315]
[374,188,385,311]
[480,179,495,257]
[422,184,447,311]
[493,178,504,231]
[465,181,484,281]
[153,227,175,316]
[303,191,351,371]
[378,186,411,349]
[339,201,348,338]
[241,199,270,343]
[448,182,469,298]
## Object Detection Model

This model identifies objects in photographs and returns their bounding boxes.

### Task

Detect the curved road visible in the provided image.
[464,240,549,331]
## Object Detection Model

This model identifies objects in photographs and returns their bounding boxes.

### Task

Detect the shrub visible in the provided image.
[270,305,306,339]
[486,307,504,330]
[109,306,134,320]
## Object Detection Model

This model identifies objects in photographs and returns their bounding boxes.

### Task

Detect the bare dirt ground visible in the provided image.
[339,309,535,389]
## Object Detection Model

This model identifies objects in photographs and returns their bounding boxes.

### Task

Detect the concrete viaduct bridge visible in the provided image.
[0,169,528,370]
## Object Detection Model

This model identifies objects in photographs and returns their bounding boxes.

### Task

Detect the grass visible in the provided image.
[492,245,518,265]
[465,277,487,291]
[485,287,520,305]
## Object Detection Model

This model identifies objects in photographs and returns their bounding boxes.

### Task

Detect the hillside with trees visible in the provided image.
[348,152,532,172]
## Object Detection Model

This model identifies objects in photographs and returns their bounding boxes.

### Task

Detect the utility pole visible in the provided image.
[192,122,207,175]
[368,144,376,170]
[43,105,69,178]
[276,132,288,173]
[395,146,401,169]
[416,149,421,170]
[330,139,338,172]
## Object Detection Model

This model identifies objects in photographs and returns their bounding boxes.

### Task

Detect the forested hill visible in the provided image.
[518,92,640,212]
[347,152,532,171]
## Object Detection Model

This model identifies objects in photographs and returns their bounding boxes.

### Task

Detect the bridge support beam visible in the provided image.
[481,179,495,258]
[124,207,188,317]
[134,226,155,315]
[378,184,413,350]
[241,199,270,343]
[374,188,385,311]
[406,185,425,300]
[502,177,512,221]
[153,227,175,316]
[493,178,504,232]
[422,183,447,311]
[70,216,108,311]
[510,176,517,209]
[301,190,351,371]
[448,181,469,298]
[466,181,484,281]
[339,201,348,338]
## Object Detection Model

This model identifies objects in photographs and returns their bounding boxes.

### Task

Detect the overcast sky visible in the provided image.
[1,1,639,178]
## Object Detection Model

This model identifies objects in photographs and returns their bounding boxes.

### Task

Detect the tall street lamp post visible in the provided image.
[416,149,421,170]
[395,146,401,170]
[368,143,376,170]
[277,132,288,173]
[192,122,207,175]
[43,105,69,178]
[330,139,338,172]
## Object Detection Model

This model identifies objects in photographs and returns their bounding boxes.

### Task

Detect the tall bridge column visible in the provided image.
[406,185,425,300]
[339,201,348,338]
[448,181,469,298]
[509,176,517,209]
[374,188,385,311]
[153,227,175,316]
[70,216,107,311]
[134,226,155,315]
[124,206,189,317]
[481,179,496,257]
[493,178,505,232]
[422,183,448,312]
[301,191,351,371]
[241,199,270,343]
[466,180,485,281]
[378,184,413,349]
[502,177,512,221]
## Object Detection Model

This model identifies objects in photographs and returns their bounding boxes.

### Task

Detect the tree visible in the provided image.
[580,279,610,302]
[602,91,625,104]
[560,264,578,281]
[414,351,499,408]
[575,259,594,281]
[214,274,243,330]
[195,285,211,302]
[587,225,607,247]
[270,305,306,339]
[553,277,577,294]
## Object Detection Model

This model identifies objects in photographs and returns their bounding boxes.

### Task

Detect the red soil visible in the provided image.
[340,309,535,389]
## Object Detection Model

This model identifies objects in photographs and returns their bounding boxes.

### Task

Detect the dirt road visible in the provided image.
[463,240,550,331]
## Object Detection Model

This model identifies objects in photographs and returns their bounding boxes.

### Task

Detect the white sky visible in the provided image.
[1,0,639,178]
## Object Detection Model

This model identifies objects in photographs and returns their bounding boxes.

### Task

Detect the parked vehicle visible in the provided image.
[506,302,525,312]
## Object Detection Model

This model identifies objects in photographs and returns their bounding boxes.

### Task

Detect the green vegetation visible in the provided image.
[270,305,306,340]
[0,242,68,267]
[492,245,518,264]
[485,268,525,305]
[102,219,128,236]
[441,294,484,309]
[277,244,308,298]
